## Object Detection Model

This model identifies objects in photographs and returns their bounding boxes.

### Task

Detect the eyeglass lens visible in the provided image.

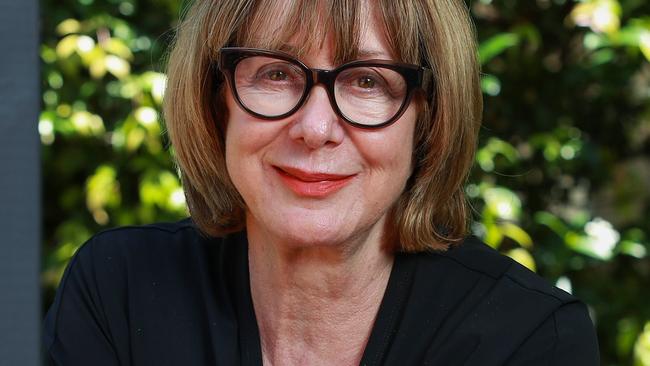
[233,56,408,126]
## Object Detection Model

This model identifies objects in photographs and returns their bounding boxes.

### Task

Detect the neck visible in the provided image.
[247,220,394,366]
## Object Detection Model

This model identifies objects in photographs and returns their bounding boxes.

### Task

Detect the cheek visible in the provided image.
[224,84,293,142]
[224,94,286,198]
[224,95,272,159]
[224,97,259,191]
[355,107,416,175]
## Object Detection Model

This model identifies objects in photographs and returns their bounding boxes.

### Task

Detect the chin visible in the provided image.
[277,223,350,248]
[249,211,356,250]
[244,193,389,251]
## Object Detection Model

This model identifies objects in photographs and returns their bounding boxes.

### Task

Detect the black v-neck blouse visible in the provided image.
[43,219,599,365]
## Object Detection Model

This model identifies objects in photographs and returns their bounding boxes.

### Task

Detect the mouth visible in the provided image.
[273,166,356,198]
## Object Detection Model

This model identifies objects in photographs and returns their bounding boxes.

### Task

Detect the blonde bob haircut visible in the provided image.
[164,0,482,252]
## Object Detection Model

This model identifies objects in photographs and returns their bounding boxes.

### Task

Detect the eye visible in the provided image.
[267,70,288,81]
[357,76,376,89]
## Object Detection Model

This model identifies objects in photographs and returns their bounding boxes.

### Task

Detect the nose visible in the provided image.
[288,85,345,149]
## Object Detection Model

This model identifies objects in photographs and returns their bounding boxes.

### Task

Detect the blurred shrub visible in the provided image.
[41,0,649,364]
[40,0,185,302]
[470,1,650,364]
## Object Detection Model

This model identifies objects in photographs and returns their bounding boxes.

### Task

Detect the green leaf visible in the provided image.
[506,248,536,272]
[500,222,534,249]
[479,33,519,65]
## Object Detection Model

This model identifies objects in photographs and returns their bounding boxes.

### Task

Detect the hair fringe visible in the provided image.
[163,0,482,252]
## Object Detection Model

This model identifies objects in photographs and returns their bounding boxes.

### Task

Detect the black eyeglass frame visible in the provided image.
[217,47,434,129]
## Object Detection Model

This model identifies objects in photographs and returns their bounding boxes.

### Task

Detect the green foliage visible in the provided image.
[40,0,185,297]
[41,0,650,364]
[471,1,650,364]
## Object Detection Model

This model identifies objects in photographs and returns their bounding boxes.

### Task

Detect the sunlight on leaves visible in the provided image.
[500,222,534,249]
[483,186,522,221]
[55,35,78,58]
[38,116,55,145]
[571,0,621,35]
[134,106,159,127]
[104,38,133,60]
[481,74,501,96]
[476,137,519,172]
[76,35,95,53]
[71,111,105,136]
[139,171,186,213]
[563,217,620,260]
[584,217,620,257]
[86,165,121,225]
[126,127,146,151]
[141,72,167,104]
[640,31,650,62]
[619,228,648,259]
[635,322,650,366]
[507,248,537,272]
[55,19,81,36]
[105,55,131,79]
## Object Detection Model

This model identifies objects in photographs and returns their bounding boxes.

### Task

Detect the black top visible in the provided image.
[43,219,599,365]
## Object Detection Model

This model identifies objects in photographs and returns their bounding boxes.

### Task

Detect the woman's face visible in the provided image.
[224,7,417,248]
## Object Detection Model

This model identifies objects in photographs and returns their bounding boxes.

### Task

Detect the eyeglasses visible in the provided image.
[217,47,433,129]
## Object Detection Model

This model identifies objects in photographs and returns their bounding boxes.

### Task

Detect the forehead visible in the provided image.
[233,0,395,63]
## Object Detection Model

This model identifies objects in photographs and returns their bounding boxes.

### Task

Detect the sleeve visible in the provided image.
[42,237,124,366]
[505,301,600,365]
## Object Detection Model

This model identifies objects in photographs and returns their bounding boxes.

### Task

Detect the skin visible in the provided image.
[224,3,418,365]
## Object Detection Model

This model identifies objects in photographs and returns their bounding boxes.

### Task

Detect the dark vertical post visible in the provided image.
[0,1,41,365]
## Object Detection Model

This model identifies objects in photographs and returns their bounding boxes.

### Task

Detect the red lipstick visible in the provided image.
[274,166,355,197]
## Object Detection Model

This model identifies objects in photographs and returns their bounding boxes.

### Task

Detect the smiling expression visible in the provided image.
[224,5,418,248]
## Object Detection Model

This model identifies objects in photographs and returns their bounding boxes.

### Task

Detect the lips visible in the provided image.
[273,166,356,197]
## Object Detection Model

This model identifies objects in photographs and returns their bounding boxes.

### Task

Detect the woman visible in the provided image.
[43,0,600,365]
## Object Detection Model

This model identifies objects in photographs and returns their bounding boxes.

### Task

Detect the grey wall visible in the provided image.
[0,1,41,365]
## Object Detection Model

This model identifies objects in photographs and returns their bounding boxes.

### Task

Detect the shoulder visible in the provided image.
[396,236,599,364]
[58,219,240,300]
[86,217,204,248]
[46,218,218,313]
[421,236,576,305]
[43,220,245,364]
[71,218,219,268]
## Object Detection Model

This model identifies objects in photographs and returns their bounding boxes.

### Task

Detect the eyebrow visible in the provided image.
[357,49,392,59]
[279,44,393,61]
